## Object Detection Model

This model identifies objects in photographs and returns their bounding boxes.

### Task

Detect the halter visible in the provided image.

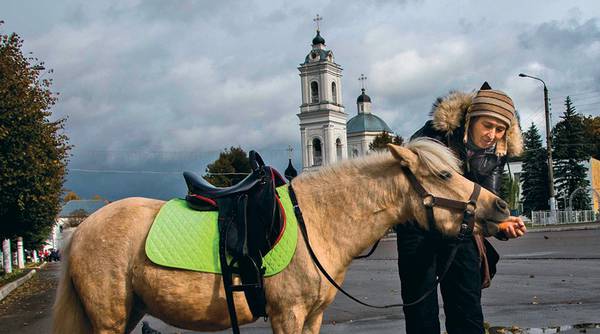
[401,165,481,241]
[288,164,483,309]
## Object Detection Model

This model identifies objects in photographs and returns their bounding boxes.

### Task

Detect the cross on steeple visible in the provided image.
[313,14,323,31]
[287,145,294,159]
[359,73,367,91]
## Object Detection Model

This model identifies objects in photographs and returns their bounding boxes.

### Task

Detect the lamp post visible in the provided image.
[518,73,557,214]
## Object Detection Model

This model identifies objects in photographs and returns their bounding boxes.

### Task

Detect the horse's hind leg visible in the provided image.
[302,312,324,334]
[270,306,307,334]
[80,284,132,334]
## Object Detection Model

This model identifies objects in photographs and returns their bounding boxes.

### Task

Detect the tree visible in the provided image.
[0,26,70,249]
[204,146,251,187]
[499,168,520,212]
[520,124,550,216]
[369,132,404,152]
[63,209,89,229]
[63,191,80,202]
[552,97,591,210]
[582,115,600,159]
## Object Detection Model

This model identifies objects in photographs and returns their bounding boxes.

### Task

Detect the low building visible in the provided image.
[49,200,108,251]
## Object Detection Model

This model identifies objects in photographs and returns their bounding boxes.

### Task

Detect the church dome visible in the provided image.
[347,114,393,134]
[312,30,325,45]
[284,159,298,181]
[357,89,371,103]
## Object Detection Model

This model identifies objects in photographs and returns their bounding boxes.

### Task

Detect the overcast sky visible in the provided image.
[3,0,600,200]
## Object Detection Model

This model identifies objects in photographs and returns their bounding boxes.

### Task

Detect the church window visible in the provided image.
[336,138,342,160]
[312,138,322,166]
[311,81,319,103]
[332,82,337,104]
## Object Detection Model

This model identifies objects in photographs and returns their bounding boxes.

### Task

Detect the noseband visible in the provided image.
[287,164,484,310]
[401,165,482,240]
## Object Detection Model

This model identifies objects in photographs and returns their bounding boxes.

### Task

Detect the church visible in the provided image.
[296,26,393,172]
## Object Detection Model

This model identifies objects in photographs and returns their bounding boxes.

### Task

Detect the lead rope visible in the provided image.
[288,184,462,309]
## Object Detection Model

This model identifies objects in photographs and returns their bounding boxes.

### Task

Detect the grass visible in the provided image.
[0,268,30,289]
[0,261,43,289]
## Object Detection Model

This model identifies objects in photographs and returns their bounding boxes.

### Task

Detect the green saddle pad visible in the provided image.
[145,185,298,277]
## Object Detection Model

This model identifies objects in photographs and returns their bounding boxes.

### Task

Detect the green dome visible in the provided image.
[357,89,371,103]
[312,30,325,45]
[347,114,393,134]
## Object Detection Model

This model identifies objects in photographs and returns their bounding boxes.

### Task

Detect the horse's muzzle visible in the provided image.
[477,198,510,237]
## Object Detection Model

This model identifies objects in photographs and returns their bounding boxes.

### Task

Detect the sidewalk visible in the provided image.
[0,262,58,334]
[0,262,47,302]
[527,221,600,232]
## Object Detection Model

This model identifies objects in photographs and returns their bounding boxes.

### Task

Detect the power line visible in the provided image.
[554,90,600,99]
[69,168,181,174]
[69,168,251,176]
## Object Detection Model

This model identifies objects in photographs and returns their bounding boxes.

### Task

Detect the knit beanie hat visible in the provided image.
[463,82,517,156]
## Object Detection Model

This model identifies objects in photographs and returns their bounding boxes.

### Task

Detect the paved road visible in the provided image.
[140,228,600,333]
[0,262,58,334]
[1,228,599,333]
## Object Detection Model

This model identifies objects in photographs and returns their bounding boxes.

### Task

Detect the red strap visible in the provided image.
[190,194,217,207]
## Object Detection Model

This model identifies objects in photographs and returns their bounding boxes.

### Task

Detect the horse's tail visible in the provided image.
[52,232,92,334]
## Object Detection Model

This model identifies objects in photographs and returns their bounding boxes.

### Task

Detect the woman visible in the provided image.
[396,82,527,334]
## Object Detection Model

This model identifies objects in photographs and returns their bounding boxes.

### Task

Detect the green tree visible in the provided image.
[0,27,70,248]
[552,96,591,210]
[582,115,600,159]
[499,168,520,211]
[204,146,251,187]
[520,123,550,216]
[369,132,404,152]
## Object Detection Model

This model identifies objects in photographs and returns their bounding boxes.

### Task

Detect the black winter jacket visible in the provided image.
[411,120,506,196]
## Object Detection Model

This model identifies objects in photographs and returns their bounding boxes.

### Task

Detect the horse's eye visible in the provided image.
[439,171,452,180]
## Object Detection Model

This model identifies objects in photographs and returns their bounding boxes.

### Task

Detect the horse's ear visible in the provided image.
[388,144,418,170]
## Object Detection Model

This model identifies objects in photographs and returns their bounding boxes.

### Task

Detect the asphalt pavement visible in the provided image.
[1,228,599,333]
[139,228,600,333]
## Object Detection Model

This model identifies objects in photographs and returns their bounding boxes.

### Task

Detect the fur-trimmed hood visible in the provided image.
[429,91,524,157]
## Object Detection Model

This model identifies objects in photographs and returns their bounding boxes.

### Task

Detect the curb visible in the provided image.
[380,223,600,241]
[528,223,600,233]
[0,262,46,302]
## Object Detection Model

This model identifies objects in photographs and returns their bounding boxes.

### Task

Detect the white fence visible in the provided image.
[531,210,599,226]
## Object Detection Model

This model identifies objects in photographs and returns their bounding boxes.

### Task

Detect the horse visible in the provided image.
[52,139,510,334]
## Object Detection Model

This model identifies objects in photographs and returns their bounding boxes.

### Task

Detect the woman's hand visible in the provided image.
[498,216,527,239]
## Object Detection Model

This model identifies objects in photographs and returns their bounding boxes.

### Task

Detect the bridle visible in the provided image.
[401,165,481,242]
[288,165,482,309]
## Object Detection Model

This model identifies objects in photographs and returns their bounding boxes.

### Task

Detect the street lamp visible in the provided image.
[518,73,557,213]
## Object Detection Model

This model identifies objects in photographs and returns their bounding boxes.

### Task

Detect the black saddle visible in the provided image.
[183,171,261,199]
[183,151,287,332]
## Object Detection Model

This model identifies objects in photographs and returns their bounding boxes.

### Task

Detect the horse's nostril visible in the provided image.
[496,199,508,211]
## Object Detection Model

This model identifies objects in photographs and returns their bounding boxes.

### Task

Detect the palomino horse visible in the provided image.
[53,139,509,334]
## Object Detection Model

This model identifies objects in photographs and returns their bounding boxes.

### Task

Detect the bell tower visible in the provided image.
[297,15,348,171]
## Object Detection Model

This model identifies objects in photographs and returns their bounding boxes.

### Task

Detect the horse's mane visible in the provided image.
[405,138,463,176]
[295,137,462,182]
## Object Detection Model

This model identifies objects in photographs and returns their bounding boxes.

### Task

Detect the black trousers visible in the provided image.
[395,223,484,334]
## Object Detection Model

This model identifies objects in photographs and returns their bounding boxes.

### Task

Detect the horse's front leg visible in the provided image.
[270,305,307,334]
[302,312,324,334]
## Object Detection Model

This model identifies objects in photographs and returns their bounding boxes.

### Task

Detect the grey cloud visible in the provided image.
[519,18,600,51]
[5,1,600,200]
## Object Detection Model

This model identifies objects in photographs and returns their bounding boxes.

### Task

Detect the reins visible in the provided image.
[288,166,481,309]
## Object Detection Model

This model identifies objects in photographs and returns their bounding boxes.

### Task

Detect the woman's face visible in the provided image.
[470,116,507,149]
